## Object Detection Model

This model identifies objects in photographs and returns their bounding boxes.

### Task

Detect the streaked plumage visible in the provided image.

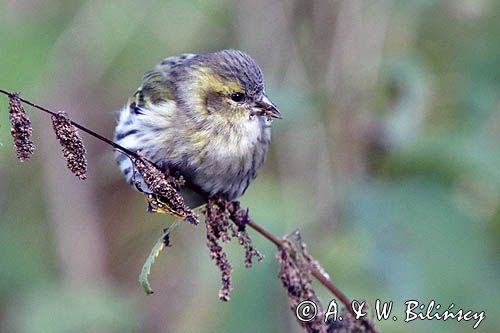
[114,49,280,207]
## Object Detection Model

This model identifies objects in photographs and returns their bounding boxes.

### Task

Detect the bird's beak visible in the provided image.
[256,95,282,119]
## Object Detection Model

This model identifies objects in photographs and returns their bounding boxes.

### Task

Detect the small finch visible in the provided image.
[114,49,281,209]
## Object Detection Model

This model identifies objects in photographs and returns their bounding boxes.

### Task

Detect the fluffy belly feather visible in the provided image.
[173,116,270,199]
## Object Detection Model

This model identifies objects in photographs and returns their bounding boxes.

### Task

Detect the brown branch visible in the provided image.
[1,89,377,333]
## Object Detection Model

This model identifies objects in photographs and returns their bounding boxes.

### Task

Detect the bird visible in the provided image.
[114,49,281,210]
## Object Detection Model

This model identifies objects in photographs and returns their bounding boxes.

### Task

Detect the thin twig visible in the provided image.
[0,89,377,332]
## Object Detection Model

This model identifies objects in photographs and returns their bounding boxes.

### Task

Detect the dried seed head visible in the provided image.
[227,201,263,267]
[277,238,327,333]
[294,230,330,281]
[51,111,87,180]
[203,198,263,301]
[204,198,235,301]
[132,157,198,224]
[8,94,35,161]
[238,230,264,268]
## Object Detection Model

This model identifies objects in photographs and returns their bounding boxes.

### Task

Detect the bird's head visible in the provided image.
[183,49,281,124]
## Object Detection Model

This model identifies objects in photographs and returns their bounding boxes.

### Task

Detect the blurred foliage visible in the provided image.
[1,0,500,332]
[3,284,140,333]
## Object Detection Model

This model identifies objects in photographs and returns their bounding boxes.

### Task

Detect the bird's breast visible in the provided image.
[184,116,271,199]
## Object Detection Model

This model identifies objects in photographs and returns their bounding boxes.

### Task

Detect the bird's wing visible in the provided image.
[122,53,208,207]
[130,53,196,111]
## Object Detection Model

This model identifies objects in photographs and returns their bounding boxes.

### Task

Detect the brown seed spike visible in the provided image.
[8,93,35,161]
[132,157,199,225]
[202,198,263,301]
[226,201,263,267]
[277,238,328,333]
[238,231,263,268]
[51,111,87,180]
[204,198,234,301]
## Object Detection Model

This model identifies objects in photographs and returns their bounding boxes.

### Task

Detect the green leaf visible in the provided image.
[139,220,181,294]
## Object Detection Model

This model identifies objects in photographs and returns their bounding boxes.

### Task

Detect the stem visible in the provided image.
[1,89,377,332]
[247,220,282,247]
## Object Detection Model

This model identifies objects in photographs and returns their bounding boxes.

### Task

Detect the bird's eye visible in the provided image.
[230,92,245,103]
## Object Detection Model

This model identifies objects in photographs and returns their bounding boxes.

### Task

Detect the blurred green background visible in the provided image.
[1,0,499,332]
